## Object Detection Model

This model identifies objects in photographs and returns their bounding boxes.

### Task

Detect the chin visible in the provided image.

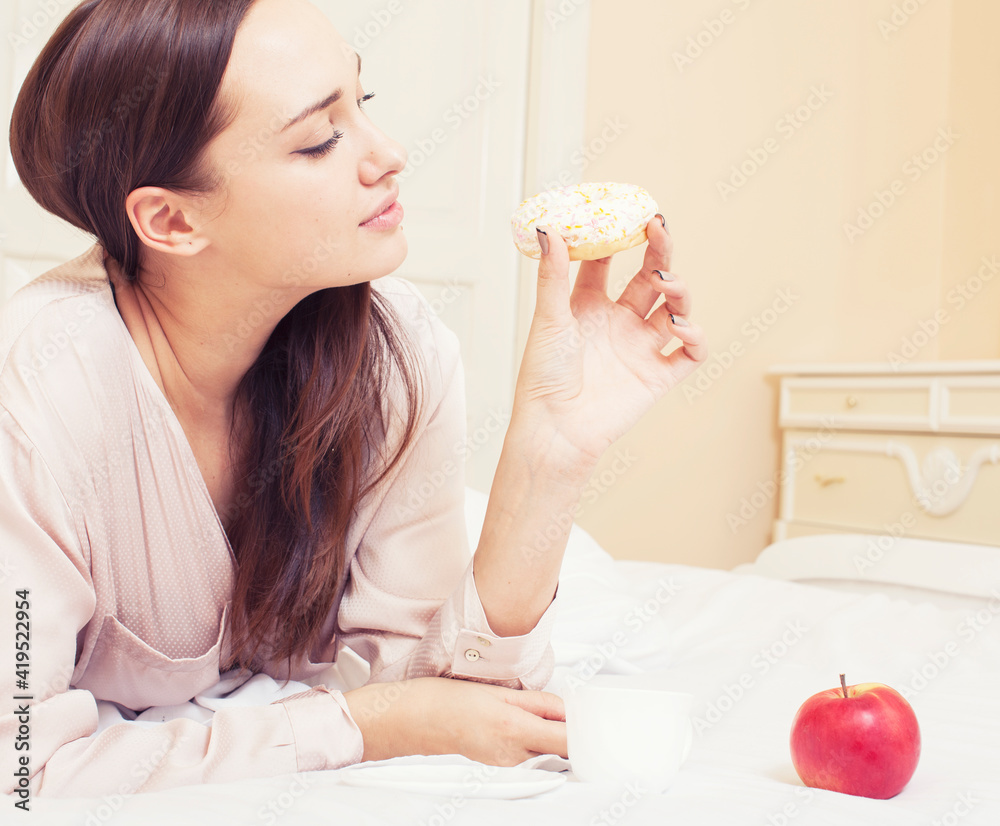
[367,229,408,280]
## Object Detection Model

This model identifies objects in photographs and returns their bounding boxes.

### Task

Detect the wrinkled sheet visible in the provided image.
[29,507,1000,825]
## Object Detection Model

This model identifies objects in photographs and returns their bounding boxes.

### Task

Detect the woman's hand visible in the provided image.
[511,216,707,467]
[342,677,567,766]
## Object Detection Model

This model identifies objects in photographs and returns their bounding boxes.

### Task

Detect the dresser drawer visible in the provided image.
[779,430,1000,547]
[779,378,936,431]
[940,377,1000,434]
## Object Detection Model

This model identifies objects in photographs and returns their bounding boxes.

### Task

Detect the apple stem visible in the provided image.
[840,673,848,699]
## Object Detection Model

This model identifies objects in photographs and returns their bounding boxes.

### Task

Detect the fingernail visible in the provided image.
[654,269,675,282]
[655,213,668,232]
[536,227,549,256]
[670,313,689,327]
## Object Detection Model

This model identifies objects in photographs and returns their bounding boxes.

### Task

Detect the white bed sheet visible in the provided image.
[28,497,1000,825]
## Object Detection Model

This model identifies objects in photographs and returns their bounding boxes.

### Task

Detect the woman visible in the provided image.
[1,0,705,798]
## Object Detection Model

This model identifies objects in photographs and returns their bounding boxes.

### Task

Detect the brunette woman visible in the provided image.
[1,0,705,797]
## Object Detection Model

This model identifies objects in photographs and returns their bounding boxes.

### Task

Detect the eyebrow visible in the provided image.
[281,51,362,133]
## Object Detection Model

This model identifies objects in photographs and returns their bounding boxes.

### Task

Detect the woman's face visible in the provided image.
[200,0,408,291]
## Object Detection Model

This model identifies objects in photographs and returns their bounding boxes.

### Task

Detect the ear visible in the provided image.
[125,186,212,256]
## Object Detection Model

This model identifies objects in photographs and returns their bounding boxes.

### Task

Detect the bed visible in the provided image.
[28,485,1000,825]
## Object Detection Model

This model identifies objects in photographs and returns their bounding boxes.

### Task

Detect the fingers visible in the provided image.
[616,215,673,318]
[573,254,612,299]
[491,689,568,761]
[533,226,572,322]
[648,269,692,318]
[523,716,568,760]
[502,689,566,722]
[649,304,707,367]
[505,702,567,761]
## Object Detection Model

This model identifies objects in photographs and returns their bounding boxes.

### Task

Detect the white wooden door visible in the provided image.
[327,0,533,493]
[1,0,537,493]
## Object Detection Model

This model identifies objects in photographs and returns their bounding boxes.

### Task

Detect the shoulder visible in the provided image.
[0,244,133,463]
[0,243,114,379]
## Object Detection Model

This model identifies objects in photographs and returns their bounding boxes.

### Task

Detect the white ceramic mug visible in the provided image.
[565,679,694,794]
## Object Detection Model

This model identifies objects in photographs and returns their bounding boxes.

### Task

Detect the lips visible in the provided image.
[361,188,400,225]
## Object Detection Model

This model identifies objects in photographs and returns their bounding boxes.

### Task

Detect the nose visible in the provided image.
[359,121,407,184]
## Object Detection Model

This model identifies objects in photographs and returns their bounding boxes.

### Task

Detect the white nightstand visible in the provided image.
[767,360,1000,548]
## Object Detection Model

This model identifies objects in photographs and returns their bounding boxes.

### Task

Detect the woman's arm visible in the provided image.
[333,277,560,690]
[472,217,706,637]
[470,420,594,637]
[0,410,366,798]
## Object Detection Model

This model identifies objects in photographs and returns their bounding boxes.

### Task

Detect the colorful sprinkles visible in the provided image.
[510,182,658,258]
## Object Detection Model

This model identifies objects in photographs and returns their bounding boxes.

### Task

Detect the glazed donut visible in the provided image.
[510,182,659,261]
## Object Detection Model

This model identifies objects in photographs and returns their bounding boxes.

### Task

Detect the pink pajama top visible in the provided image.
[0,244,557,797]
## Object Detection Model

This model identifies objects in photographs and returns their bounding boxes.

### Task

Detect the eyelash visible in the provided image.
[299,92,376,159]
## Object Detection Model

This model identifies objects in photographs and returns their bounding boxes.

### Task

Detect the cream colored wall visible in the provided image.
[516,0,1000,568]
[940,0,1000,357]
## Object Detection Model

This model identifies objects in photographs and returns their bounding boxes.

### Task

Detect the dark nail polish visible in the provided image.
[536,227,549,256]
[671,314,690,327]
[655,269,675,282]
[655,213,668,232]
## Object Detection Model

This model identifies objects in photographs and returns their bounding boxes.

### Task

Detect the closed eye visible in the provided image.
[298,130,344,158]
[295,92,376,159]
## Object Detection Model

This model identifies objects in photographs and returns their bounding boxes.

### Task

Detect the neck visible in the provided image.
[105,250,307,430]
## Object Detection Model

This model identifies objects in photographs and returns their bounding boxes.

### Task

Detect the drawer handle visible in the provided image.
[845,395,858,408]
[814,474,846,487]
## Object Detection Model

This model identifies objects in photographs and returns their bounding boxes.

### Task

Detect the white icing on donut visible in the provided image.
[510,182,658,257]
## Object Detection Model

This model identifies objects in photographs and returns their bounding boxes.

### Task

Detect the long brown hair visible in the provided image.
[9,0,425,673]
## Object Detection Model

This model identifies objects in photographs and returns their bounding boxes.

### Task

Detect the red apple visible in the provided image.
[790,674,920,799]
